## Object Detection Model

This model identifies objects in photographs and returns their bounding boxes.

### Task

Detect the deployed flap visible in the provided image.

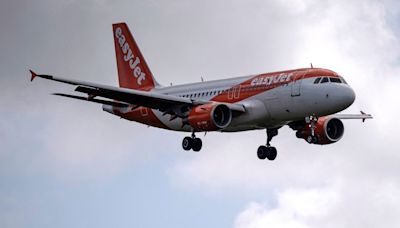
[52,93,129,107]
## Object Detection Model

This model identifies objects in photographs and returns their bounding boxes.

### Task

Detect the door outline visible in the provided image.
[228,88,234,100]
[234,86,241,99]
[228,86,241,100]
[291,71,306,97]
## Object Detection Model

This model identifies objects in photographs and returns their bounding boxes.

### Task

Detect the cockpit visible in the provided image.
[313,76,347,84]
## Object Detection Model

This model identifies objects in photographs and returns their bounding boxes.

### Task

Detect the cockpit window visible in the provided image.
[314,77,321,84]
[320,77,329,83]
[340,77,348,84]
[329,77,342,83]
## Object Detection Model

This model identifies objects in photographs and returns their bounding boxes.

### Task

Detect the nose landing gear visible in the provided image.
[182,131,202,152]
[305,115,319,144]
[257,128,279,160]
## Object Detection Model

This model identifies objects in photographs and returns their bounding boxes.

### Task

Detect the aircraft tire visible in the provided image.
[192,138,202,152]
[182,137,193,151]
[257,146,268,160]
[307,135,318,144]
[266,147,277,160]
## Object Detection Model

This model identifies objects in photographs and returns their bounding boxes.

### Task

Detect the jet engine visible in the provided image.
[295,116,344,144]
[187,103,232,131]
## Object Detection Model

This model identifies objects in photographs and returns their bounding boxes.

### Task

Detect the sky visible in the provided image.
[1,0,400,227]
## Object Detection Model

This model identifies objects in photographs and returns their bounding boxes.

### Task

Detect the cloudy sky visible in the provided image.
[1,0,400,227]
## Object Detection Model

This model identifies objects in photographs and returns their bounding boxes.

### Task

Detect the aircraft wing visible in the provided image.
[30,70,246,114]
[332,111,373,122]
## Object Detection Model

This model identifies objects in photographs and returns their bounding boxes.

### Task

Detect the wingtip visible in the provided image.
[29,70,37,82]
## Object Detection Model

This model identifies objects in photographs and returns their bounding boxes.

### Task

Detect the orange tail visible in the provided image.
[112,23,159,91]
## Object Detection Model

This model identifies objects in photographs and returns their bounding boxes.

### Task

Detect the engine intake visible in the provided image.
[187,103,232,131]
[296,116,344,144]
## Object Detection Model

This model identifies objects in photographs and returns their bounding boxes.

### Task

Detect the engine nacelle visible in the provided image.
[187,103,232,131]
[296,116,344,144]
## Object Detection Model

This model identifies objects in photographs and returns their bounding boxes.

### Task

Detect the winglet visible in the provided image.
[30,70,37,81]
[360,111,371,123]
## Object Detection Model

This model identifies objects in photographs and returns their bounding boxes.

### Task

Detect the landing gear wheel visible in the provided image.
[306,135,318,144]
[257,146,278,160]
[192,138,202,152]
[182,131,203,152]
[257,128,280,160]
[266,147,277,160]
[257,146,268,160]
[306,114,319,144]
[182,137,193,151]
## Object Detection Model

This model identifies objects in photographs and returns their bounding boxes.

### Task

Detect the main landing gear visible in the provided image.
[305,115,319,144]
[257,128,279,160]
[182,131,202,152]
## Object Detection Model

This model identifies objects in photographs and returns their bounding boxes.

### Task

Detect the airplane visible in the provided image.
[30,22,372,160]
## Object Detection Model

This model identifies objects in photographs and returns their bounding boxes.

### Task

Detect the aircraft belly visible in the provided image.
[152,110,192,132]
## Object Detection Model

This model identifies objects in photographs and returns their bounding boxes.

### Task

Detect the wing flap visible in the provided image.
[53,93,129,108]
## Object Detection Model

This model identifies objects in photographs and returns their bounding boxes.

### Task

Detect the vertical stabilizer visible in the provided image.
[113,23,159,90]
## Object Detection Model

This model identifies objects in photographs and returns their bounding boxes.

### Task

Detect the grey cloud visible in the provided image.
[1,0,400,227]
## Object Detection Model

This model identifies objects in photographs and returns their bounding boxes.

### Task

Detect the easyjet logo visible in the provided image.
[115,27,146,85]
[250,73,293,86]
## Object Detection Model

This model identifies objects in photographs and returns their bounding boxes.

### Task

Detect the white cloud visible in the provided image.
[234,179,400,228]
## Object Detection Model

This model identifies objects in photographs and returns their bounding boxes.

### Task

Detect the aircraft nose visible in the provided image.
[340,86,356,108]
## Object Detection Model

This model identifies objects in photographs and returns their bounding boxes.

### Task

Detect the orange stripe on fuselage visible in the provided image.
[111,68,339,130]
[211,68,339,103]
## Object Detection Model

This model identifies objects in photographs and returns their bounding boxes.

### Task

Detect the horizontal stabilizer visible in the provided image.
[52,93,129,108]
[333,111,373,122]
[30,70,37,81]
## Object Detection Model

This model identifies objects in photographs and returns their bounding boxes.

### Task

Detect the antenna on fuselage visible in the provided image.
[310,63,314,68]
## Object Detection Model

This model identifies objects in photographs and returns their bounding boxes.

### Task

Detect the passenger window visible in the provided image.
[314,77,321,84]
[320,77,329,83]
[330,77,341,83]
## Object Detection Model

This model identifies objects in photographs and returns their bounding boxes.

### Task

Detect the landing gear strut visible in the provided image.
[257,128,278,160]
[182,131,202,152]
[306,115,319,144]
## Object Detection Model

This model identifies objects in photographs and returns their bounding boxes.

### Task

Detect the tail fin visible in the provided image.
[112,23,159,91]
